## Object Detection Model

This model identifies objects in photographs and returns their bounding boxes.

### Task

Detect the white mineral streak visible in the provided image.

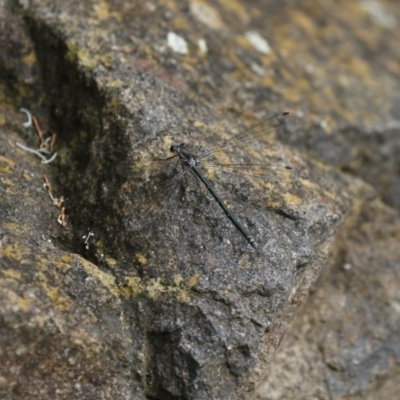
[198,38,208,54]
[167,32,188,55]
[360,0,397,28]
[245,31,271,55]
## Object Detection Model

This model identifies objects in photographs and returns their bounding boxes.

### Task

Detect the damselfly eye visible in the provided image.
[170,146,176,153]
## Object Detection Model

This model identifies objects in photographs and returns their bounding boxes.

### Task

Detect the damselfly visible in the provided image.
[117,112,298,248]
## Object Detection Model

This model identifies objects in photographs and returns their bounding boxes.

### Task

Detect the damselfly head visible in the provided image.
[170,143,187,154]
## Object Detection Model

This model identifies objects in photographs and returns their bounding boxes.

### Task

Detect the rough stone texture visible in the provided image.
[0,105,146,398]
[0,0,400,399]
[255,192,400,400]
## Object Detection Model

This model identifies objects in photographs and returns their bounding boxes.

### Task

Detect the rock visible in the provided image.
[255,196,400,400]
[1,0,399,399]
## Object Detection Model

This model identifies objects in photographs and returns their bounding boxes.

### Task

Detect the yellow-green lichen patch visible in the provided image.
[219,0,249,23]
[0,155,15,168]
[283,192,302,206]
[65,39,80,63]
[2,242,25,262]
[78,256,119,296]
[159,0,179,13]
[188,274,199,287]
[21,50,37,67]
[119,276,142,298]
[77,48,99,69]
[104,255,118,268]
[118,272,199,301]
[299,177,320,192]
[3,222,29,236]
[190,0,226,31]
[0,177,14,188]
[0,288,32,312]
[173,274,184,286]
[2,253,73,313]
[235,35,254,53]
[290,10,316,35]
[265,198,284,210]
[176,291,190,303]
[323,189,340,201]
[43,284,71,311]
[146,278,168,299]
[60,253,74,264]
[102,76,123,88]
[172,17,190,31]
[93,1,122,22]
[98,53,113,68]
[1,268,22,281]
[136,253,148,266]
